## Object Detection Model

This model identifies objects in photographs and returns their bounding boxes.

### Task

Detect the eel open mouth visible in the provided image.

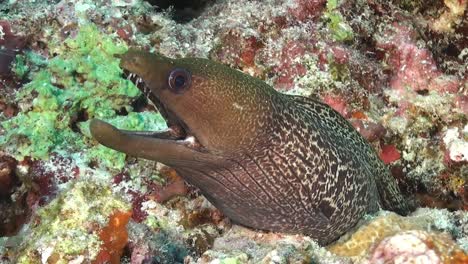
[123,70,201,148]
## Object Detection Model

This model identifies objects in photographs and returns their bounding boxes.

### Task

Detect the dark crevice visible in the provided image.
[70,109,88,133]
[116,106,129,116]
[131,94,149,112]
[145,0,217,23]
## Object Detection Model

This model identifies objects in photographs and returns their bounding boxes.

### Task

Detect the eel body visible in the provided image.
[90,50,412,245]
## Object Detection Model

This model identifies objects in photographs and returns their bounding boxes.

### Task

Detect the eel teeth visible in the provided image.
[126,72,135,80]
[142,84,149,97]
[123,70,159,111]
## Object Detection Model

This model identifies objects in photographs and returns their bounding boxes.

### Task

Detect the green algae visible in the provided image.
[221,258,241,264]
[324,0,354,42]
[1,110,79,159]
[12,51,47,79]
[16,181,130,263]
[145,215,166,230]
[0,24,166,170]
[142,200,182,231]
[12,54,28,78]
[204,254,249,264]
[82,111,168,170]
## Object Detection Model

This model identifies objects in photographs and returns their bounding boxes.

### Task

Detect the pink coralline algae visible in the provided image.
[454,95,468,114]
[369,230,468,264]
[330,46,349,64]
[22,154,80,210]
[111,171,149,223]
[112,166,188,223]
[351,119,386,142]
[322,94,349,117]
[379,144,402,165]
[116,24,134,41]
[289,0,327,22]
[274,41,308,90]
[376,22,461,95]
[212,29,264,73]
[0,21,27,49]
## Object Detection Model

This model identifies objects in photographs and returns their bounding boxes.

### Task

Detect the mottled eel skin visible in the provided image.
[90,50,412,245]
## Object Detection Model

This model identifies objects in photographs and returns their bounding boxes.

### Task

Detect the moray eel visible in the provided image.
[90,49,412,245]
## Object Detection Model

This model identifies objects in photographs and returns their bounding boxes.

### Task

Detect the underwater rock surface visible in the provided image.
[0,0,466,263]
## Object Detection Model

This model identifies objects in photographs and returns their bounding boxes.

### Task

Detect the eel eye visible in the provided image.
[168,68,191,93]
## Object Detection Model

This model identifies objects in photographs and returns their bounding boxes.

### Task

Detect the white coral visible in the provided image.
[443,126,468,162]
[370,231,441,264]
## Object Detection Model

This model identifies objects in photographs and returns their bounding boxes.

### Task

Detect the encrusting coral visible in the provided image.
[328,209,468,262]
[0,24,167,170]
[11,181,130,263]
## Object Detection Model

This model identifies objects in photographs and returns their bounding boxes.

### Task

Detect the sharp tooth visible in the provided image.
[185,136,196,144]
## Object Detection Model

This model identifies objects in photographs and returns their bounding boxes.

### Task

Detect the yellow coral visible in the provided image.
[328,210,468,263]
[448,176,465,194]
[328,212,427,258]
[432,0,467,33]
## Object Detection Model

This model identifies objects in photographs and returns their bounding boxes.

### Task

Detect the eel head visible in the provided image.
[90,49,274,166]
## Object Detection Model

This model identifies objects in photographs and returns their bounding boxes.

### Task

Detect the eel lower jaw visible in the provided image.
[90,119,211,165]
[90,119,197,148]
[120,127,202,150]
[123,70,205,151]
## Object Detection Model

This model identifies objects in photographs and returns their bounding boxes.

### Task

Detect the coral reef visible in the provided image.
[0,24,167,170]
[328,209,468,261]
[191,225,349,264]
[0,0,466,263]
[3,181,130,263]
